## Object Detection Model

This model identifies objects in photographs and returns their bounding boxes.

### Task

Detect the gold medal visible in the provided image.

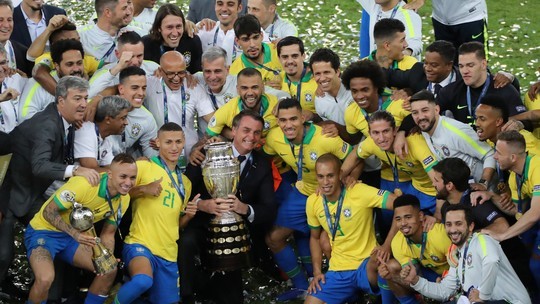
[497,182,507,193]
[394,188,403,197]
[515,212,523,220]
[296,180,304,191]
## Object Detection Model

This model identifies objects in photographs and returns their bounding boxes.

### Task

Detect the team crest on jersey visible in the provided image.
[343,208,352,218]
[130,123,142,137]
[136,247,145,253]
[442,146,450,157]
[37,238,46,246]
[466,253,473,266]
[104,211,112,218]
[305,93,313,103]
[223,94,234,103]
[310,151,317,160]
[406,161,414,167]
[184,52,192,66]
[101,150,108,159]
[185,92,191,101]
[341,143,349,153]
[423,156,434,166]
[431,255,440,262]
[60,190,76,203]
[264,120,270,130]
[209,116,217,127]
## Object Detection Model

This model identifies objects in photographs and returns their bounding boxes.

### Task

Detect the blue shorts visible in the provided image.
[274,186,309,235]
[24,225,79,264]
[310,258,379,304]
[123,243,180,304]
[380,179,436,214]
[419,265,440,282]
[275,170,297,204]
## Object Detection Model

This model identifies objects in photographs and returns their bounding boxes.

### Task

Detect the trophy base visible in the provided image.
[92,247,118,275]
[205,212,251,272]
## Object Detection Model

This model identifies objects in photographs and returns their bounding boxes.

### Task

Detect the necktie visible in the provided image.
[64,125,74,165]
[237,155,246,163]
[434,83,442,96]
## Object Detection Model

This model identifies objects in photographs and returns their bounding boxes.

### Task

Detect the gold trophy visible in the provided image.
[69,201,118,275]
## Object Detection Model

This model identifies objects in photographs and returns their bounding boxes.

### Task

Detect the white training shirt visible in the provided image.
[18,72,59,121]
[131,8,157,35]
[431,0,487,25]
[314,83,353,125]
[109,106,159,158]
[263,14,298,41]
[74,121,114,166]
[0,74,27,133]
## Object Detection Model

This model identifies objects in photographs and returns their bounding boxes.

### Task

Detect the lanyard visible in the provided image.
[496,162,506,185]
[161,80,186,126]
[459,237,472,289]
[94,124,102,161]
[105,183,123,239]
[290,126,307,182]
[158,156,185,202]
[377,3,399,20]
[385,151,400,190]
[98,42,116,69]
[323,187,346,242]
[285,67,307,101]
[208,90,219,110]
[248,55,280,76]
[466,73,490,120]
[361,96,383,122]
[429,136,444,160]
[160,44,178,55]
[268,14,278,38]
[515,172,526,214]
[406,231,427,262]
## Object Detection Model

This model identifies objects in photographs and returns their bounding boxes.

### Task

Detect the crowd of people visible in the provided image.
[0,0,538,303]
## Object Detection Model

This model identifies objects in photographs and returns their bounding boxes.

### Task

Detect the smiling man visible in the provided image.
[25,153,137,304]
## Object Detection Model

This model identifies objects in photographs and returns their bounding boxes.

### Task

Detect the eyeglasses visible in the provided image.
[163,70,187,79]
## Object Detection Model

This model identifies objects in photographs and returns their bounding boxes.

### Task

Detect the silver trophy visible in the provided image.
[202,142,251,271]
[69,201,117,275]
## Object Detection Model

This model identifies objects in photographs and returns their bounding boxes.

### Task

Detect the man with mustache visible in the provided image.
[402,204,531,304]
[19,39,85,121]
[74,96,131,171]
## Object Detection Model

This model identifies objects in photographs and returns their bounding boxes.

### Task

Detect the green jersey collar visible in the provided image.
[237,94,269,113]
[283,122,316,145]
[241,43,272,68]
[97,173,120,200]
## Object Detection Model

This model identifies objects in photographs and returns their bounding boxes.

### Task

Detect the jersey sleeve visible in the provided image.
[194,85,216,117]
[88,68,116,99]
[391,234,411,266]
[206,103,232,136]
[356,138,374,160]
[344,103,362,135]
[140,114,159,158]
[84,55,100,77]
[408,134,438,172]
[387,99,411,128]
[262,129,278,156]
[329,137,352,160]
[35,53,53,68]
[52,177,92,211]
[354,183,391,209]
[306,194,321,229]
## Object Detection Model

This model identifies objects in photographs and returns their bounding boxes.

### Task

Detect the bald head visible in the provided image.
[160,51,188,90]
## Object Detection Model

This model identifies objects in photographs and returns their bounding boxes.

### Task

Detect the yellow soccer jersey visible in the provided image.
[30,174,130,232]
[280,67,317,114]
[35,52,100,77]
[524,93,540,139]
[206,93,278,137]
[344,96,410,138]
[306,183,391,271]
[509,154,540,210]
[230,43,283,84]
[391,223,451,275]
[125,158,192,262]
[357,134,437,195]
[487,130,540,157]
[364,51,417,71]
[263,123,351,196]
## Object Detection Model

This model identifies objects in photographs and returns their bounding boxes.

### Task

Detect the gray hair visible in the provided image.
[0,0,13,10]
[95,95,132,123]
[202,46,228,66]
[55,76,89,102]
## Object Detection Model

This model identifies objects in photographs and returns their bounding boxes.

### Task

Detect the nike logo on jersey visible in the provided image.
[472,32,482,39]
[279,153,287,156]
[457,105,469,110]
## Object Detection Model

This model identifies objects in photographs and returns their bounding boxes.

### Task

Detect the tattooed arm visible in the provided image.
[43,202,96,247]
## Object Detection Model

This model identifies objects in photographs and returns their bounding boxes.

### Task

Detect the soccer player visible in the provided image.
[114,123,199,304]
[402,204,530,304]
[342,111,438,215]
[206,67,278,139]
[305,153,397,304]
[357,0,422,58]
[378,194,450,304]
[229,15,282,89]
[408,90,495,186]
[365,18,418,70]
[24,153,137,304]
[247,0,298,41]
[276,36,317,120]
[109,66,159,158]
[437,41,526,127]
[263,98,351,301]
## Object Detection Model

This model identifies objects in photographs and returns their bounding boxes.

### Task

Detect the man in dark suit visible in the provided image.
[12,0,66,48]
[179,110,277,304]
[0,76,99,287]
[0,0,33,76]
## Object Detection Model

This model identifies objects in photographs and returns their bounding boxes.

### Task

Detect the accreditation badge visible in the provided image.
[295,180,305,192]
[394,188,403,197]
[515,212,523,220]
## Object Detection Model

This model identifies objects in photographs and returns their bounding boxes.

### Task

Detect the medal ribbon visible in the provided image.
[515,172,525,214]
[361,96,383,122]
[158,156,185,202]
[213,27,237,61]
[98,42,116,69]
[459,237,472,291]
[161,80,187,126]
[105,180,123,239]
[406,231,427,262]
[290,126,307,183]
[285,67,307,101]
[208,90,219,110]
[322,187,346,242]
[377,3,399,20]
[385,151,400,192]
[466,73,490,120]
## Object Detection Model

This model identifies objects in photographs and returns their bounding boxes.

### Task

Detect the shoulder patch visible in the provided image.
[377,189,385,196]
[423,155,434,166]
[342,142,349,153]
[209,116,217,127]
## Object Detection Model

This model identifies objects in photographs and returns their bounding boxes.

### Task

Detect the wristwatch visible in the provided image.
[478,179,488,188]
[72,165,80,176]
